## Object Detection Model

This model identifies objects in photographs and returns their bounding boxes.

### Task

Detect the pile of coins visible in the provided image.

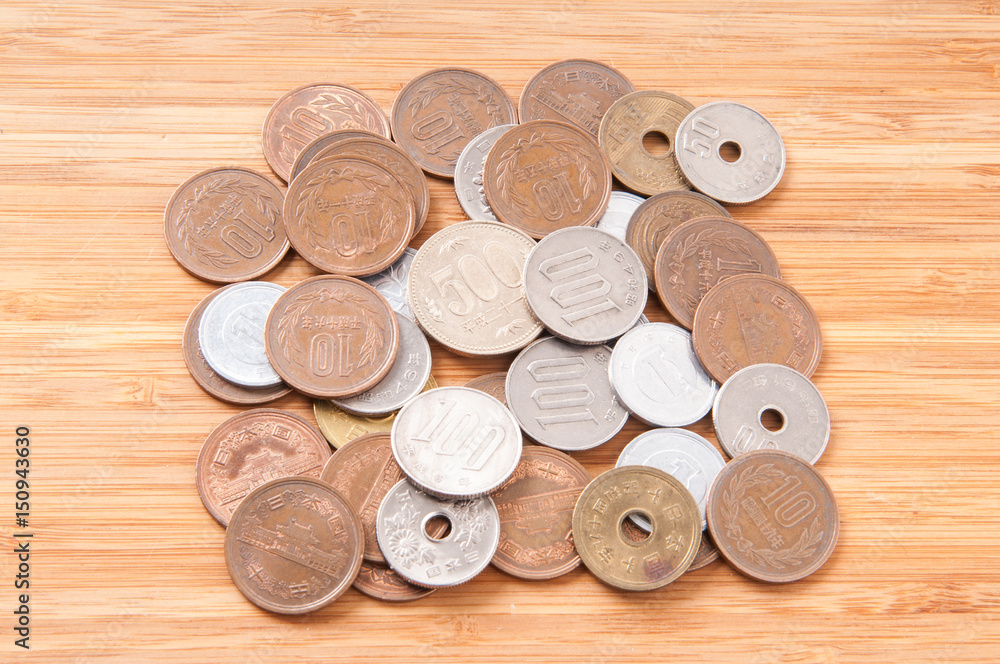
[166,60,839,614]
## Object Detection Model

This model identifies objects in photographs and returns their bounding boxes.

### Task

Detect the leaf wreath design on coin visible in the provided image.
[265,275,399,399]
[284,156,414,276]
[165,167,288,283]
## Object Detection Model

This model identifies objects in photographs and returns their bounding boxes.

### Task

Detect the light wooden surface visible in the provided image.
[2,1,999,661]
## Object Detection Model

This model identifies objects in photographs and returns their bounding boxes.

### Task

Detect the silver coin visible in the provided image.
[523,226,647,345]
[674,101,786,205]
[391,386,522,499]
[609,322,717,427]
[505,337,627,452]
[198,281,286,388]
[360,247,416,319]
[453,124,517,222]
[595,191,645,242]
[617,428,726,530]
[376,479,500,588]
[713,363,830,464]
[330,314,432,417]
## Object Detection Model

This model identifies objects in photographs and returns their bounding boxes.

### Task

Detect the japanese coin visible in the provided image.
[706,449,839,583]
[283,155,414,276]
[453,124,517,221]
[713,363,830,464]
[183,286,292,404]
[408,221,543,357]
[196,409,330,526]
[224,477,363,614]
[353,561,436,602]
[262,83,389,182]
[264,275,399,399]
[330,314,432,417]
[654,216,781,328]
[164,167,288,284]
[595,191,646,242]
[313,376,437,449]
[691,274,822,384]
[199,281,286,388]
[674,101,786,205]
[572,466,701,591]
[609,323,717,427]
[626,190,729,293]
[376,480,500,587]
[598,90,695,196]
[391,67,517,179]
[618,515,719,570]
[361,248,417,319]
[463,371,508,406]
[391,387,522,499]
[523,226,647,345]
[490,446,591,580]
[319,432,405,563]
[289,129,380,183]
[616,428,726,530]
[306,135,430,237]
[506,337,627,451]
[483,120,612,239]
[519,59,635,137]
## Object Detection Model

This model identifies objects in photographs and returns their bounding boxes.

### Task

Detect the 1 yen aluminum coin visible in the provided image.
[523,226,647,345]
[609,323,717,427]
[675,101,786,205]
[454,124,517,221]
[506,337,627,451]
[616,428,726,530]
[713,363,830,464]
[376,480,500,588]
[391,387,522,499]
[595,191,646,242]
[198,281,286,388]
[361,248,417,319]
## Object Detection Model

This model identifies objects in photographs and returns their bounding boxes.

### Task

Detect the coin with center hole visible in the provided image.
[674,101,785,205]
[376,480,500,588]
[595,191,646,242]
[519,59,635,136]
[706,449,839,583]
[454,124,517,221]
[609,323,717,427]
[713,363,830,464]
[572,466,701,591]
[199,281,286,388]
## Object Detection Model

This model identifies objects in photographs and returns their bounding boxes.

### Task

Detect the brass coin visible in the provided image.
[598,90,695,196]
[196,409,330,526]
[706,449,839,583]
[491,446,591,580]
[313,376,437,449]
[289,129,380,183]
[264,275,400,399]
[572,466,701,591]
[224,477,363,614]
[654,216,781,329]
[352,561,436,602]
[182,286,292,404]
[164,167,288,284]
[306,135,430,238]
[691,274,822,384]
[283,155,414,276]
[318,432,405,564]
[483,120,612,239]
[463,371,508,406]
[408,221,543,356]
[518,59,635,137]
[262,83,389,182]
[626,191,730,293]
[391,67,517,179]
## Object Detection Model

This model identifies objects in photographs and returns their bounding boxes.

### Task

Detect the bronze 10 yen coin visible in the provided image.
[572,466,701,591]
[518,59,635,137]
[224,476,364,614]
[706,449,839,583]
[264,275,400,399]
[353,561,436,602]
[490,446,592,580]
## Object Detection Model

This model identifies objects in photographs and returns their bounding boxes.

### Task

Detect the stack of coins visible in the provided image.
[166,59,839,613]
